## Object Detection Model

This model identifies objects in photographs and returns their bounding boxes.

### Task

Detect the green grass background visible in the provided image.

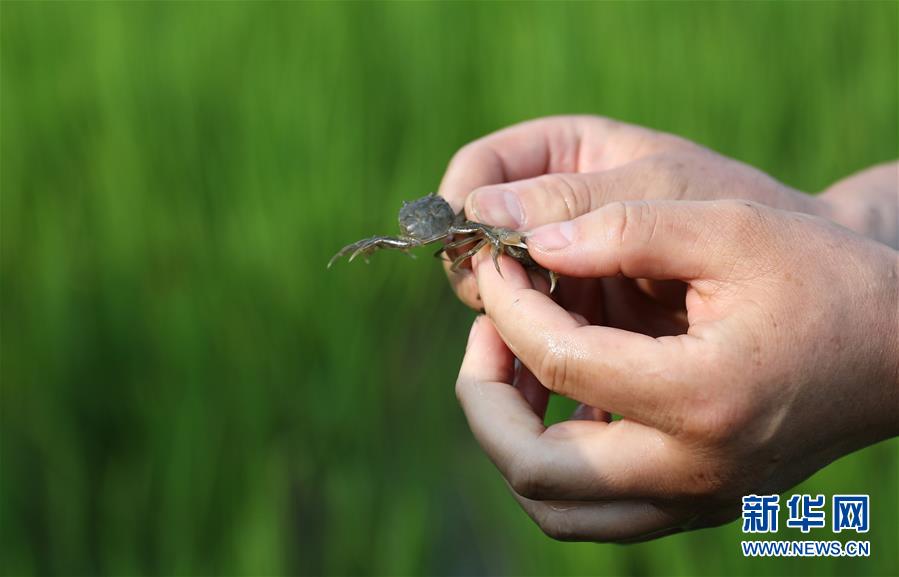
[2,1,897,575]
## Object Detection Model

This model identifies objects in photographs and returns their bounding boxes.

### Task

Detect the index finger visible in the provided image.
[439,116,580,212]
[473,252,703,430]
[439,116,575,307]
[438,115,661,308]
[438,115,647,211]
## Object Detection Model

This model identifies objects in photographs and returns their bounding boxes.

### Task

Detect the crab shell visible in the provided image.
[398,194,456,240]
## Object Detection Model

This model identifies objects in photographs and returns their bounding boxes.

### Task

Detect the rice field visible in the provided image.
[2,2,897,575]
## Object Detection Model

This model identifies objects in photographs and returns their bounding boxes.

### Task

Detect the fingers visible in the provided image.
[473,252,700,426]
[438,116,675,309]
[462,315,515,384]
[462,144,697,231]
[444,239,552,312]
[457,315,548,481]
[526,199,767,284]
[465,172,602,230]
[438,116,606,309]
[438,115,646,212]
[438,117,578,213]
[458,314,697,501]
[510,494,687,543]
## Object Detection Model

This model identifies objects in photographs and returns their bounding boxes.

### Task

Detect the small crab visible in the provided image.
[328,193,558,292]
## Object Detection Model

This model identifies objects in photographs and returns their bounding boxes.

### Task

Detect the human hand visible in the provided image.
[439,115,827,314]
[456,199,898,542]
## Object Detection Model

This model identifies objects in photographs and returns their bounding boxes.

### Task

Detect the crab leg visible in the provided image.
[433,234,482,261]
[443,235,482,250]
[449,238,488,272]
[327,236,420,268]
[489,242,504,277]
[449,222,487,235]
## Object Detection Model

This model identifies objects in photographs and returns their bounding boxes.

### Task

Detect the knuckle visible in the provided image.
[682,399,726,443]
[537,514,581,542]
[703,200,779,272]
[535,337,573,396]
[572,113,609,125]
[682,463,732,499]
[653,133,700,153]
[551,114,614,138]
[606,200,660,255]
[534,174,591,219]
[508,455,551,501]
[627,201,661,245]
[645,154,692,199]
[684,395,753,447]
[449,141,480,168]
[453,371,492,410]
[601,201,629,249]
[721,199,770,240]
[453,374,468,405]
[677,345,753,446]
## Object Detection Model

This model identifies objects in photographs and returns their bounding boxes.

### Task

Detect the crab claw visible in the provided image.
[490,243,503,277]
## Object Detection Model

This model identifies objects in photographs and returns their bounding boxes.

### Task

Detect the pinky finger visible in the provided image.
[510,491,687,543]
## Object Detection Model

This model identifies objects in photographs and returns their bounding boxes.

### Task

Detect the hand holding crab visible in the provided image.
[444,115,898,543]
[328,193,559,292]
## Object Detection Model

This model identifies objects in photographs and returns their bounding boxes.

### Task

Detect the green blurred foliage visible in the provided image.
[2,2,897,576]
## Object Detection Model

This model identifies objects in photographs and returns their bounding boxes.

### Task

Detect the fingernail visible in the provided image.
[472,189,524,228]
[528,221,575,251]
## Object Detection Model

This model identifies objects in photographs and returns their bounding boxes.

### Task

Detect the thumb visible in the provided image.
[465,172,608,230]
[525,199,770,282]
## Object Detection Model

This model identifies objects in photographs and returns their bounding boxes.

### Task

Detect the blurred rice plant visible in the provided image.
[1,2,896,576]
